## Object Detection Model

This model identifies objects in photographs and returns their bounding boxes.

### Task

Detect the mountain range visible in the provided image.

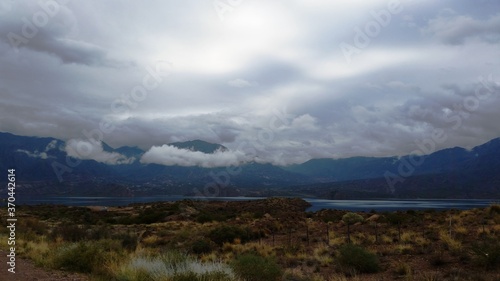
[0,132,499,199]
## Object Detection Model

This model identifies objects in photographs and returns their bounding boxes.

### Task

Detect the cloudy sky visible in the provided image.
[1,0,500,166]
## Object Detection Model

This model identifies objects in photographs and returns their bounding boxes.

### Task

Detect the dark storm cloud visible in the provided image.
[26,33,125,67]
[0,0,129,67]
[1,0,499,166]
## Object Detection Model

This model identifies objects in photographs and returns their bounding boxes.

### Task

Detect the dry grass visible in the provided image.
[414,236,430,247]
[222,241,275,258]
[2,200,499,281]
[108,249,237,281]
[381,234,393,244]
[492,224,500,233]
[284,268,327,281]
[394,244,414,255]
[401,231,417,244]
[313,244,333,266]
[414,271,440,281]
[350,232,366,244]
[141,235,160,246]
[328,232,345,246]
[476,226,491,235]
[439,231,462,254]
[200,252,218,262]
[393,260,412,277]
[454,225,468,236]
[326,274,363,281]
[15,237,52,267]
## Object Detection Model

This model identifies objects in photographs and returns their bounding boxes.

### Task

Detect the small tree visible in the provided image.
[342,213,364,243]
[386,212,405,242]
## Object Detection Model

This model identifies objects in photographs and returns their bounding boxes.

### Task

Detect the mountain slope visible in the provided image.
[284,156,398,182]
[0,132,498,198]
[284,139,500,184]
[285,138,500,199]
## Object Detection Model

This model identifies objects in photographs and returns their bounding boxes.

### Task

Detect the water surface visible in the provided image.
[7,195,497,212]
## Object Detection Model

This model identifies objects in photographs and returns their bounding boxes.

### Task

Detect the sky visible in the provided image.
[1,0,500,167]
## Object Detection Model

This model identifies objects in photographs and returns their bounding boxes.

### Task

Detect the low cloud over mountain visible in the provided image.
[140,144,249,168]
[65,139,135,165]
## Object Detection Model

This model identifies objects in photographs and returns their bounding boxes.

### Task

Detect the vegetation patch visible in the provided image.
[337,244,380,274]
[2,199,499,280]
[231,253,282,281]
[208,224,256,246]
[115,251,235,281]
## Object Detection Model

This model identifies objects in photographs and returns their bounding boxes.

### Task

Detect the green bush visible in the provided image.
[488,204,500,215]
[231,253,282,281]
[20,217,48,236]
[208,225,254,246]
[53,242,102,273]
[52,240,120,274]
[112,232,139,251]
[137,210,166,224]
[196,213,214,223]
[50,224,87,242]
[192,239,215,255]
[88,225,112,240]
[471,238,500,269]
[337,244,380,274]
[429,250,446,267]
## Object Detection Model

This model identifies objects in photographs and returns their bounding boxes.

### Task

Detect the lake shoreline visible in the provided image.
[6,195,498,212]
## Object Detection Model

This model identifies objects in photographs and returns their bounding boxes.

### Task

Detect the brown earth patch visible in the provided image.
[0,250,89,281]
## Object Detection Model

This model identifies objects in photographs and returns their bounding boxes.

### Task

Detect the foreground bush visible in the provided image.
[115,251,235,281]
[50,224,87,242]
[471,238,500,269]
[191,239,216,255]
[488,204,500,215]
[208,225,254,246]
[231,253,282,281]
[337,244,380,274]
[52,241,111,273]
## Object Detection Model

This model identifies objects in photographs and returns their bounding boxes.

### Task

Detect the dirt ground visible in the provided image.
[0,250,89,281]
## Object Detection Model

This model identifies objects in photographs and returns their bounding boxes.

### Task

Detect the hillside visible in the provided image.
[0,132,499,199]
[1,198,499,280]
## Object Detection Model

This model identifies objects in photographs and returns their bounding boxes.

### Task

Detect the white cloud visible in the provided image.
[307,48,422,80]
[16,149,49,159]
[227,78,253,88]
[291,114,319,131]
[14,139,60,159]
[45,140,59,151]
[140,145,249,168]
[65,139,135,165]
[423,13,500,44]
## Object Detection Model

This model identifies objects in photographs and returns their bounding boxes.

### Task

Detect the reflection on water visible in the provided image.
[303,198,496,212]
[6,196,497,212]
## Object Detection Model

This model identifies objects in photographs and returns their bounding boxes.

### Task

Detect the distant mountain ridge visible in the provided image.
[0,131,499,199]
